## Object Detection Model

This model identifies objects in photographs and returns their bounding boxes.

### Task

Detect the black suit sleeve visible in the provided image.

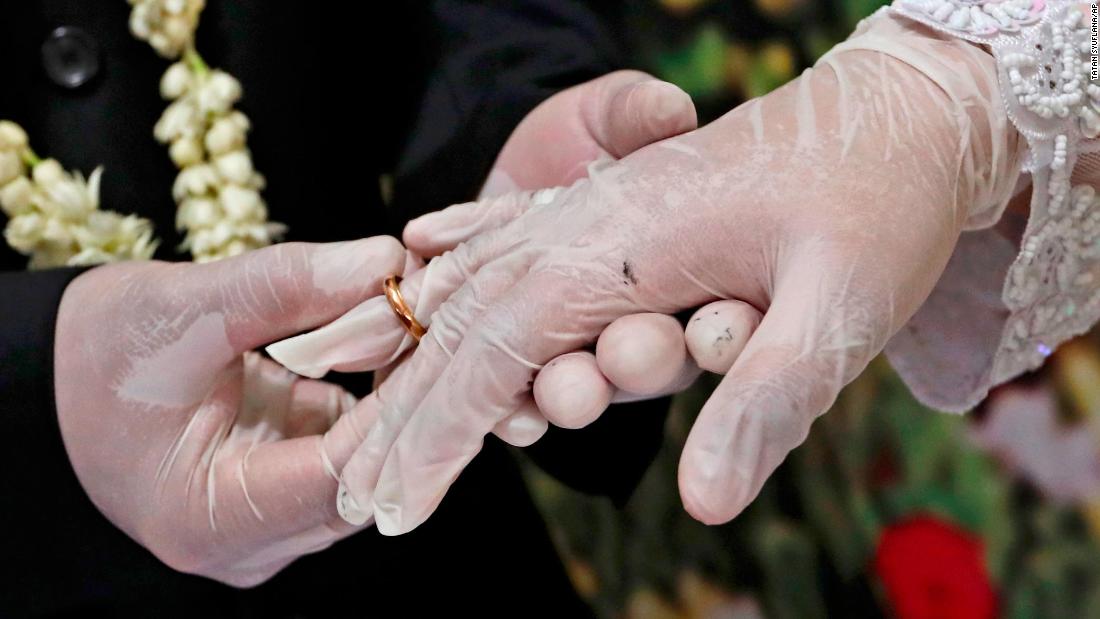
[0,267,125,612]
[392,0,669,505]
[0,268,85,474]
[391,0,622,219]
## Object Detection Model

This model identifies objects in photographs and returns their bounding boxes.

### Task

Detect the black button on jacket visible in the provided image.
[40,26,101,89]
[0,2,669,617]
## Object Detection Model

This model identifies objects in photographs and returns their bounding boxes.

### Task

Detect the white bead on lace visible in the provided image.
[893,0,1100,385]
[896,0,1042,37]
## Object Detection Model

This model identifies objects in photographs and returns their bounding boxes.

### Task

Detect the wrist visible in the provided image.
[53,261,166,455]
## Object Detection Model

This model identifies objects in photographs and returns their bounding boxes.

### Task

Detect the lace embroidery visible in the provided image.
[892,0,1100,387]
[896,0,1043,38]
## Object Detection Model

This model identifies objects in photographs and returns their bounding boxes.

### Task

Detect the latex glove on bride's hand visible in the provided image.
[338,12,1024,534]
[267,70,740,441]
[54,237,408,587]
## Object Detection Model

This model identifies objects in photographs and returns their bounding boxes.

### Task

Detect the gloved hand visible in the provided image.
[267,71,754,439]
[336,13,1023,534]
[53,237,410,587]
[426,68,760,417]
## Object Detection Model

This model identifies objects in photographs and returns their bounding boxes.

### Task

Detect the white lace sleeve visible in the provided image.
[879,0,1100,410]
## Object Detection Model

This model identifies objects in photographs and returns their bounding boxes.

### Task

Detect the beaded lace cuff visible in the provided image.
[892,0,1100,391]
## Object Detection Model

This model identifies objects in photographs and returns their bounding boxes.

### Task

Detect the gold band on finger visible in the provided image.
[383,275,426,343]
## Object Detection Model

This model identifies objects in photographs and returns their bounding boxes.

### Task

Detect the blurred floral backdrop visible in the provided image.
[522,1,1100,617]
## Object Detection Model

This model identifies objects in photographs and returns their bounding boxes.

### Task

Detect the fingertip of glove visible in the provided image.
[373,503,403,536]
[679,481,738,526]
[359,235,407,272]
[638,80,697,129]
[311,235,406,297]
[677,451,750,527]
[264,338,327,379]
[337,479,372,526]
[493,410,549,447]
[402,215,441,255]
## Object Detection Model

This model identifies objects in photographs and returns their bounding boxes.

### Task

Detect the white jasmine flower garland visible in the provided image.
[156,50,285,262]
[134,0,284,263]
[0,2,286,268]
[127,0,205,59]
[0,121,158,269]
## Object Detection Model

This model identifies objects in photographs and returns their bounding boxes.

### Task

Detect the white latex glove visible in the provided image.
[336,11,1023,535]
[267,71,759,441]
[53,237,410,587]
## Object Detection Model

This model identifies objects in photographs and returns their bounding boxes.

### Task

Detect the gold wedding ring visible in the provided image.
[383,275,426,342]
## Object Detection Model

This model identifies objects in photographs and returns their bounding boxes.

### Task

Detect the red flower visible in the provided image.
[874,515,997,619]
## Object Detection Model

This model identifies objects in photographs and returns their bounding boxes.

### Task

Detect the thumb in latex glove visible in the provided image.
[339,12,1023,534]
[54,237,407,586]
